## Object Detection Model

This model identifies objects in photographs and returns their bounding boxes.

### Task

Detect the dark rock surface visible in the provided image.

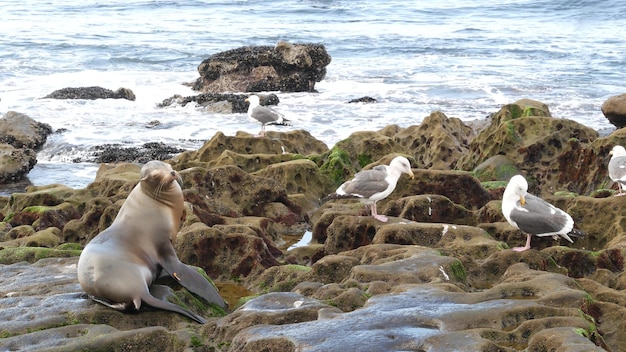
[189,41,331,93]
[75,142,186,163]
[158,93,279,113]
[43,86,136,101]
[347,96,377,103]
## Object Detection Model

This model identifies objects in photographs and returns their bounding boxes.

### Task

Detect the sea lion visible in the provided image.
[77,160,227,323]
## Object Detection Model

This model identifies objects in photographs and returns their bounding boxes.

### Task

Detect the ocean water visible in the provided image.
[1,0,625,193]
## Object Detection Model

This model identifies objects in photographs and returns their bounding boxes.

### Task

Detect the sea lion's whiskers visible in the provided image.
[155,180,166,197]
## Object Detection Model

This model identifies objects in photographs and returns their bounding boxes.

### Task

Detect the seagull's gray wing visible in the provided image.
[509,194,570,236]
[251,105,286,125]
[340,167,390,198]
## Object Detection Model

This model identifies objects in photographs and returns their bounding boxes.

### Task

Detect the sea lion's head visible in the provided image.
[139,160,183,205]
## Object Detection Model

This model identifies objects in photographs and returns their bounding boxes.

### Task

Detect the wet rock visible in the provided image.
[174,222,282,282]
[3,184,73,216]
[0,246,81,265]
[348,96,377,103]
[190,41,331,93]
[473,154,523,181]
[601,93,626,128]
[0,144,37,183]
[0,111,53,183]
[0,258,223,351]
[76,142,185,163]
[252,158,334,214]
[394,110,475,169]
[158,92,279,113]
[179,164,300,220]
[384,194,478,225]
[0,111,53,150]
[556,126,626,196]
[456,99,599,196]
[212,292,337,344]
[326,132,408,174]
[226,264,603,352]
[43,86,136,101]
[172,130,329,169]
[0,226,62,248]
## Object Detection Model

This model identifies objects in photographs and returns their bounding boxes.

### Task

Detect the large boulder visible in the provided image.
[0,111,53,150]
[0,111,53,183]
[394,110,475,169]
[190,41,331,93]
[456,99,599,196]
[601,93,626,128]
[0,144,37,183]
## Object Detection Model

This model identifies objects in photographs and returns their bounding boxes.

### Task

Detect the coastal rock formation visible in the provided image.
[2,99,626,351]
[0,111,53,183]
[601,93,626,128]
[76,142,185,163]
[43,86,136,101]
[158,93,279,113]
[190,41,331,93]
[457,99,603,196]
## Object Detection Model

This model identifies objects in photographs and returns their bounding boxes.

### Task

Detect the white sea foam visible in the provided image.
[1,0,624,190]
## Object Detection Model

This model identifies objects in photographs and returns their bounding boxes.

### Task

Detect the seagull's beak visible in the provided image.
[519,195,526,206]
[610,150,614,156]
[408,169,414,179]
[244,98,249,103]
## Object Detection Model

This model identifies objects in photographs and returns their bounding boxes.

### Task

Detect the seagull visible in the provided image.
[501,175,585,252]
[608,145,626,196]
[324,156,414,222]
[244,94,291,137]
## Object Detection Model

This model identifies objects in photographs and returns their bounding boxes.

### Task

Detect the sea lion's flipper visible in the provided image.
[140,291,207,324]
[160,256,228,309]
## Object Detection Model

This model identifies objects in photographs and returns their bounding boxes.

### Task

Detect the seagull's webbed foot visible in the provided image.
[512,233,532,252]
[372,214,388,222]
[370,204,388,222]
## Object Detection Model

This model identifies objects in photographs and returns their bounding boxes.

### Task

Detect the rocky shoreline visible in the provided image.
[0,97,625,351]
[2,42,626,351]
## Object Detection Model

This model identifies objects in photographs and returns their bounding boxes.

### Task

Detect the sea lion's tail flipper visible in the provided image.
[141,292,207,324]
[161,258,228,310]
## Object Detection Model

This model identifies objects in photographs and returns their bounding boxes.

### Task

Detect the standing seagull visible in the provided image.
[501,175,585,252]
[245,94,290,137]
[608,145,626,196]
[325,156,414,222]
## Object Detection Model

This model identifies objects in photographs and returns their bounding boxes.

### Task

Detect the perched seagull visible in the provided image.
[608,145,626,196]
[244,94,291,137]
[325,156,414,222]
[501,175,585,252]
